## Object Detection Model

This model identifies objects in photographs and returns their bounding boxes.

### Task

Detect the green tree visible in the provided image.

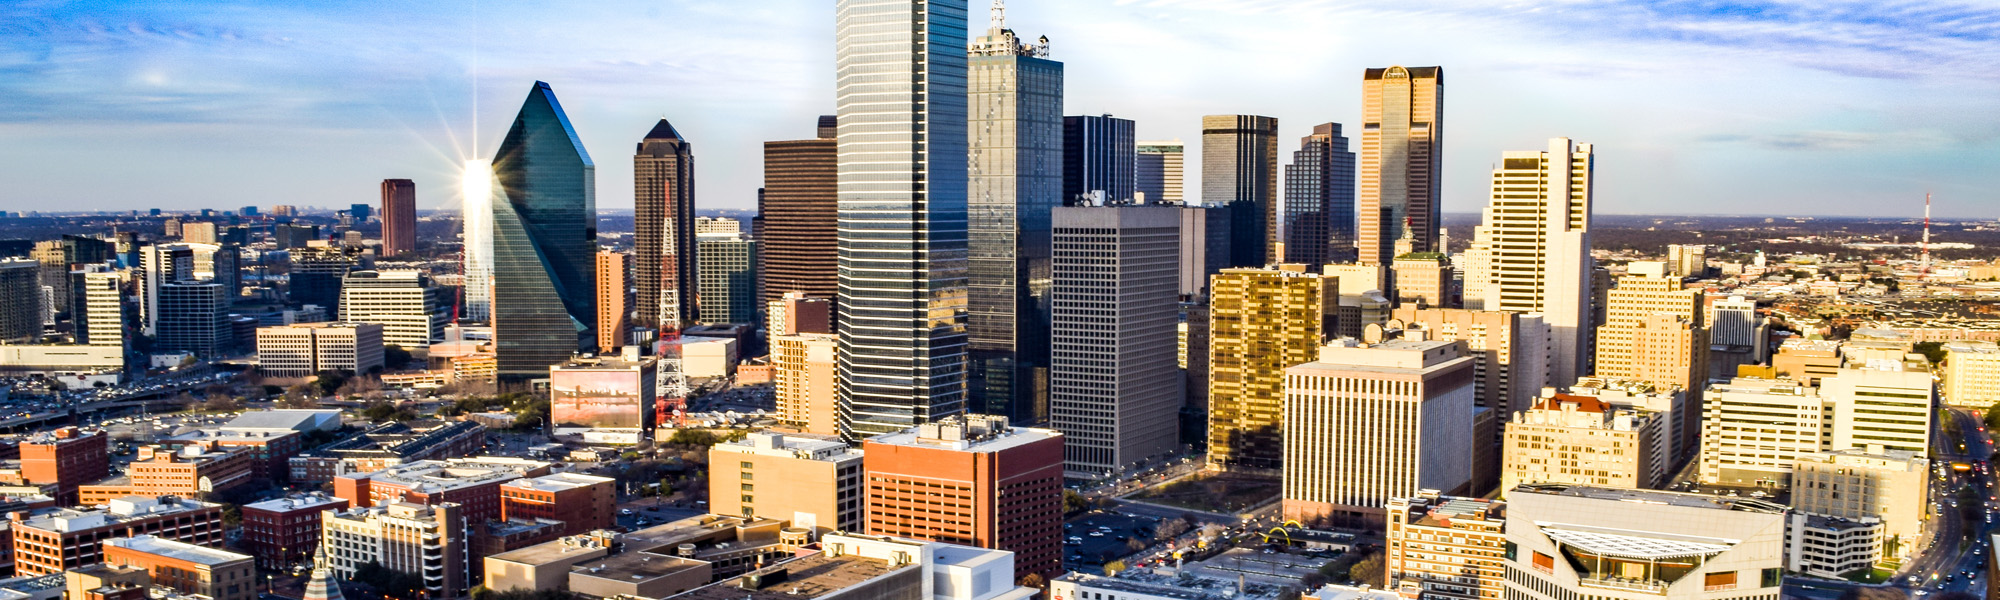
[1984,404,2000,432]
[1348,552,1385,585]
[383,344,414,369]
[351,561,424,599]
[1914,341,1947,365]
[1063,490,1089,515]
[1103,560,1128,575]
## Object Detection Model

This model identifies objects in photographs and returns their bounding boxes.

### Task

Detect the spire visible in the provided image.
[303,544,345,600]
[643,118,683,141]
[991,0,1005,29]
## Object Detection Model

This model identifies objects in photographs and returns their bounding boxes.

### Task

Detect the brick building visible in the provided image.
[19,428,109,504]
[165,427,305,482]
[103,535,256,600]
[323,502,468,599]
[241,493,348,570]
[78,446,255,505]
[861,414,1064,581]
[497,472,615,535]
[334,458,549,525]
[11,495,225,576]
[289,421,486,483]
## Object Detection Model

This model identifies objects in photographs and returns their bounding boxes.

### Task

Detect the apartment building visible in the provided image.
[1385,491,1506,600]
[322,502,468,599]
[11,495,225,576]
[103,535,255,600]
[1502,393,1667,493]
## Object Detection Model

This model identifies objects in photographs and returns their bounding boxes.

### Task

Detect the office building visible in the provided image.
[1668,244,1706,277]
[155,280,229,357]
[322,502,469,599]
[289,246,366,319]
[862,415,1063,580]
[499,472,616,535]
[833,0,971,437]
[0,259,41,342]
[1945,341,2000,407]
[1791,448,1927,559]
[595,250,629,352]
[1201,115,1279,267]
[969,17,1061,424]
[1821,367,1932,455]
[380,179,417,257]
[1207,267,1328,470]
[1785,513,1882,579]
[168,426,309,482]
[1136,140,1184,204]
[71,266,124,347]
[1357,66,1444,265]
[288,421,487,484]
[1699,378,1823,486]
[241,493,349,570]
[334,457,548,525]
[20,427,110,505]
[1281,339,1475,527]
[490,81,597,377]
[462,158,495,322]
[694,216,739,234]
[1062,114,1134,203]
[1391,253,1451,309]
[773,333,839,435]
[1502,485,1786,600]
[1385,492,1505,600]
[709,432,864,535]
[634,119,697,332]
[255,322,385,377]
[769,292,831,337]
[759,118,839,313]
[33,235,112,317]
[102,536,255,600]
[338,270,444,349]
[1178,205,1230,299]
[11,496,226,576]
[1769,339,1842,386]
[1464,138,1595,387]
[1595,261,1704,384]
[1283,123,1357,266]
[1708,296,1763,357]
[78,445,256,504]
[1048,205,1182,477]
[1501,393,1666,493]
[695,231,757,325]
[1322,262,1391,339]
[140,244,195,336]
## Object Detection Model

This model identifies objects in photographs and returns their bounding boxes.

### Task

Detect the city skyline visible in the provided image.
[4,1,1997,217]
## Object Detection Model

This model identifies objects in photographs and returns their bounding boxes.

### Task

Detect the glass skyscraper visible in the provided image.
[1062,114,1135,204]
[634,119,697,332]
[834,0,971,438]
[1200,115,1279,268]
[1283,123,1358,266]
[490,81,597,378]
[1358,66,1444,265]
[968,5,1062,425]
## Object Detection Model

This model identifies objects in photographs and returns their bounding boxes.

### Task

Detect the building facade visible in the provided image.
[241,493,348,570]
[758,119,839,314]
[1048,205,1182,477]
[1501,393,1665,493]
[322,502,469,599]
[255,322,385,377]
[1283,123,1357,266]
[490,81,597,377]
[498,472,616,535]
[708,432,863,536]
[1385,491,1505,600]
[1282,340,1475,527]
[1061,114,1133,203]
[695,231,757,325]
[12,496,225,576]
[1201,115,1279,268]
[773,333,839,436]
[1946,341,2000,407]
[380,179,417,257]
[1791,448,1927,559]
[1357,66,1444,265]
[1136,140,1184,204]
[0,259,42,342]
[1207,267,1327,471]
[862,415,1063,581]
[337,270,443,349]
[595,250,629,352]
[634,119,697,332]
[102,535,255,600]
[1464,138,1594,387]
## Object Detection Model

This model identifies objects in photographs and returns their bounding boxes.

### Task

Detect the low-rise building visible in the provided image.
[63,564,149,600]
[708,432,861,536]
[1945,341,2000,407]
[499,472,616,535]
[289,421,486,483]
[17,428,109,505]
[334,457,550,525]
[1385,491,1505,600]
[1783,514,1881,579]
[11,496,225,576]
[1791,447,1928,560]
[482,532,613,593]
[1501,484,1787,600]
[669,532,1037,600]
[225,409,342,432]
[102,535,255,600]
[1502,393,1665,493]
[241,493,348,570]
[255,322,385,377]
[1054,571,1290,600]
[78,446,255,504]
[322,502,468,599]
[164,427,304,483]
[862,415,1065,581]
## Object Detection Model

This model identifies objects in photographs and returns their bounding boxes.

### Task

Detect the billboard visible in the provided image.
[550,367,654,430]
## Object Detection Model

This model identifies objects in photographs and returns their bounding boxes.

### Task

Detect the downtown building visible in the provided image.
[595,250,629,352]
[322,502,470,599]
[1357,66,1444,265]
[1207,266,1329,471]
[1062,114,1133,203]
[1281,339,1476,528]
[708,432,864,536]
[1501,392,1669,493]
[757,117,839,314]
[634,119,697,332]
[338,270,444,349]
[1048,204,1182,478]
[1136,140,1184,204]
[0,259,41,342]
[862,414,1063,581]
[240,493,349,570]
[102,535,255,600]
[11,495,226,576]
[1501,485,1786,600]
[255,322,385,377]
[695,230,757,325]
[773,331,839,435]
[1283,123,1358,265]
[1202,115,1279,267]
[834,0,971,437]
[1385,491,1506,600]
[380,179,417,257]
[71,265,125,347]
[1464,138,1595,387]
[488,81,597,377]
[967,10,1061,425]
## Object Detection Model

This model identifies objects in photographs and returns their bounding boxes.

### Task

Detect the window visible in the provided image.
[1704,571,1737,591]
[1531,551,1553,573]
[1761,568,1782,588]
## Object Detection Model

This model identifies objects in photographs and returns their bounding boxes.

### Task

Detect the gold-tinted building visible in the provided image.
[772,333,838,435]
[1358,66,1444,266]
[1385,491,1504,600]
[595,251,629,352]
[707,432,862,536]
[1207,267,1328,471]
[1594,261,1703,382]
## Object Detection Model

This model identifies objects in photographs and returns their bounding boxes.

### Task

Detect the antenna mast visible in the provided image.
[1922,193,1932,275]
[992,0,1005,29]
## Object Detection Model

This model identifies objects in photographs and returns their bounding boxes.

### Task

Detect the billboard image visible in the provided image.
[550,368,652,429]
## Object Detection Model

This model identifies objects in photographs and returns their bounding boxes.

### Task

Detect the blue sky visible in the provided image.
[3,0,1998,218]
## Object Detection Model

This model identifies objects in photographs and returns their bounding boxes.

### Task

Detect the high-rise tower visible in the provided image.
[1467,138,1594,387]
[490,81,597,377]
[1283,123,1357,266]
[968,1,1062,424]
[634,119,697,332]
[380,179,417,257]
[1062,114,1133,204]
[759,117,840,312]
[461,159,494,322]
[1201,115,1279,268]
[835,0,971,438]
[1358,66,1443,265]
[1136,140,1184,205]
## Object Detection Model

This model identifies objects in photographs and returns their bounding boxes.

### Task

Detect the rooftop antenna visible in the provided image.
[991,0,1004,29]
[1921,193,1932,275]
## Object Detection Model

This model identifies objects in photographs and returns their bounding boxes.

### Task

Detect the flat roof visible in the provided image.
[670,552,903,600]
[489,537,610,566]
[866,425,1060,454]
[225,409,339,430]
[503,472,613,493]
[569,551,706,583]
[106,535,250,566]
[1511,483,1788,514]
[244,494,344,512]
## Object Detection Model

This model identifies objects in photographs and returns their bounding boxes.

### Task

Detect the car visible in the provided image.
[620,509,633,515]
[1088,532,1104,537]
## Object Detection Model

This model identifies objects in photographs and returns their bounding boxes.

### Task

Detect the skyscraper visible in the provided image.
[1061,114,1133,203]
[1467,138,1594,387]
[1207,267,1327,471]
[834,0,970,438]
[380,179,417,257]
[140,243,196,337]
[461,159,494,322]
[1177,205,1230,299]
[71,265,124,348]
[595,250,629,352]
[1200,115,1279,267]
[759,118,839,313]
[1049,204,1182,477]
[634,119,696,332]
[1282,339,1474,528]
[695,231,757,325]
[968,4,1062,424]
[1135,140,1184,205]
[156,280,229,357]
[339,270,445,349]
[1282,123,1357,266]
[489,81,597,377]
[0,259,41,343]
[1358,66,1444,265]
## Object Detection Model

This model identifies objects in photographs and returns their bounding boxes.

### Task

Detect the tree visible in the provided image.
[1914,341,1947,365]
[1125,538,1146,553]
[351,561,424,599]
[1018,573,1045,590]
[1348,553,1385,585]
[383,344,414,369]
[1063,490,1089,515]
[1103,560,1128,575]
[1985,403,2000,431]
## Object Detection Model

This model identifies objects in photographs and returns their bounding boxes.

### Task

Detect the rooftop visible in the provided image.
[569,551,708,585]
[503,472,613,493]
[225,409,341,431]
[669,551,900,600]
[244,493,345,513]
[867,414,1061,453]
[488,533,614,566]
[1511,483,1788,514]
[106,535,251,566]
[1059,571,1288,600]
[19,496,218,533]
[169,427,299,444]
[714,432,859,462]
[351,459,540,492]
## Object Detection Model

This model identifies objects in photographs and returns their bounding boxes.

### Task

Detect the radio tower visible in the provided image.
[1921,193,1933,275]
[656,190,691,429]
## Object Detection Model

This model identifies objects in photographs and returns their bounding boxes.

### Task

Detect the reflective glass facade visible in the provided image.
[491,81,597,377]
[1200,115,1279,268]
[834,0,971,438]
[968,19,1062,425]
[1359,66,1444,265]
[1283,122,1357,266]
[1061,115,1134,204]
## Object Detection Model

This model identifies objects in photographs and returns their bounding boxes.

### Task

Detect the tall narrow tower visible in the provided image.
[835,0,972,438]
[1202,115,1280,268]
[968,0,1063,424]
[1283,123,1358,265]
[1358,66,1444,266]
[634,121,697,332]
[380,179,417,257]
[489,81,597,378]
[1466,138,1594,387]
